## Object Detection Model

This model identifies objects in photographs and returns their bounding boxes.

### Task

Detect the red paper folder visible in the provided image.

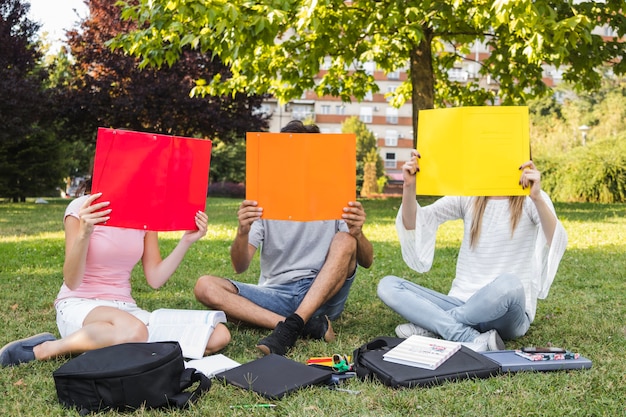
[91,128,212,231]
[246,132,356,221]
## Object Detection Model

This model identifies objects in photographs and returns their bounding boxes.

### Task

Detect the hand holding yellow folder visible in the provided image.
[416,106,530,196]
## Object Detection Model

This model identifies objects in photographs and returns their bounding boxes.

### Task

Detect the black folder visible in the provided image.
[215,354,333,400]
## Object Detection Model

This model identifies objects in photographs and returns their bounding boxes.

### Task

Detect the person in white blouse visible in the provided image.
[377,150,567,351]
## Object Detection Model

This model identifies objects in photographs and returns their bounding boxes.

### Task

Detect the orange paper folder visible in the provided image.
[416,106,530,196]
[91,128,212,231]
[246,132,356,221]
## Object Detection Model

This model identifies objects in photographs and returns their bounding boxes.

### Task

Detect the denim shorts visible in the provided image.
[55,298,151,338]
[231,271,356,321]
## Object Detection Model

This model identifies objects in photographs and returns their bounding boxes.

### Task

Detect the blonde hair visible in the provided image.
[469,196,525,248]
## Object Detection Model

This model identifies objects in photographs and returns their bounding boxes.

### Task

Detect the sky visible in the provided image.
[27,0,88,52]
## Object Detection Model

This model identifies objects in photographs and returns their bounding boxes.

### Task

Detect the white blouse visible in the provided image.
[396,192,567,322]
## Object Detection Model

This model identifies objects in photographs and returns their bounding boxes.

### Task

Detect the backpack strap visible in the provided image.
[167,368,212,409]
[352,337,392,380]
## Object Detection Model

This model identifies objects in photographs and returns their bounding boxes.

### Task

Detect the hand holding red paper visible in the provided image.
[181,211,209,244]
[78,193,111,236]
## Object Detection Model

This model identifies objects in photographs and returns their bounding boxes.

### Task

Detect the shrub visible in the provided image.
[207,181,245,198]
[537,135,626,203]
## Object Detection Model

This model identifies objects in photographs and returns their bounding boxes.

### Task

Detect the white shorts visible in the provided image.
[55,298,151,338]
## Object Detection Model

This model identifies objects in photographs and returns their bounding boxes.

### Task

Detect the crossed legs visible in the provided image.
[194,232,357,329]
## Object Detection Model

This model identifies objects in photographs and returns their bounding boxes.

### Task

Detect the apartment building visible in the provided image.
[260,37,581,181]
[260,67,417,183]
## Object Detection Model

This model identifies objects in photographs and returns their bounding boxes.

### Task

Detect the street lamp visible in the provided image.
[579,125,590,146]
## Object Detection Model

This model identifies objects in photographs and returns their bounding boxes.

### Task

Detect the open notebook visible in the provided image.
[215,354,332,400]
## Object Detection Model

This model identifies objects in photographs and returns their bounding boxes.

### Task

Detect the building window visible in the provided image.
[291,104,314,121]
[385,152,396,169]
[360,107,373,124]
[335,105,345,115]
[385,86,396,102]
[364,91,373,101]
[385,130,399,146]
[387,70,400,80]
[320,105,331,115]
[253,103,272,116]
[386,108,398,124]
[363,61,376,75]
[447,68,469,82]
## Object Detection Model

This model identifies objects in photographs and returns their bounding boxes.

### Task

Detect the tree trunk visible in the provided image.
[409,28,435,149]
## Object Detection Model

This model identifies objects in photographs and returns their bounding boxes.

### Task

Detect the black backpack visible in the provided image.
[53,341,211,415]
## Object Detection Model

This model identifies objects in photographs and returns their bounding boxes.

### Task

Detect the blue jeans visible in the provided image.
[377,273,530,342]
[231,271,356,321]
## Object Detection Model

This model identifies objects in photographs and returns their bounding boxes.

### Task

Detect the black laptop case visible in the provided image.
[215,354,332,400]
[353,337,501,388]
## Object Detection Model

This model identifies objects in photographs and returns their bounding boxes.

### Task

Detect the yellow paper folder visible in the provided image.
[246,132,356,221]
[416,106,530,196]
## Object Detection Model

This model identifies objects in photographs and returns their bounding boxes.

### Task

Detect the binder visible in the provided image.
[91,128,212,231]
[416,106,530,196]
[246,132,356,221]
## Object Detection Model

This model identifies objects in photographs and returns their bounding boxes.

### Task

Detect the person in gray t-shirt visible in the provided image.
[193,120,374,356]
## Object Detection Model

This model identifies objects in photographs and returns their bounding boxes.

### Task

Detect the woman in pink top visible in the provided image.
[1,193,230,366]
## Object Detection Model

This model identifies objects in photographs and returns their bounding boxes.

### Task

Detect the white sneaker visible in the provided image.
[469,329,505,352]
[395,323,438,339]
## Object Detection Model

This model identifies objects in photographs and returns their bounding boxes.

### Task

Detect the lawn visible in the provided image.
[0,197,624,416]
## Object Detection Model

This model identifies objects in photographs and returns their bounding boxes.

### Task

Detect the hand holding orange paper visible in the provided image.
[91,128,212,231]
[246,132,356,221]
[416,106,530,196]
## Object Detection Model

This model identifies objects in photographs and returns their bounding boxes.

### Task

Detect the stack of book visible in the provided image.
[382,335,461,370]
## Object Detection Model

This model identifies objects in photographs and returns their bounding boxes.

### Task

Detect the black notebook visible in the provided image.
[214,354,333,400]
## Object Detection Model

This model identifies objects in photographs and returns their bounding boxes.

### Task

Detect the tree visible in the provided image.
[0,0,67,201]
[530,75,626,156]
[341,116,384,193]
[360,150,379,197]
[57,0,268,153]
[113,0,626,147]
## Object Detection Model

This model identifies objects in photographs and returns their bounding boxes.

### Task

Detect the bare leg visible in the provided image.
[33,306,149,361]
[204,323,231,355]
[194,276,285,329]
[294,232,356,322]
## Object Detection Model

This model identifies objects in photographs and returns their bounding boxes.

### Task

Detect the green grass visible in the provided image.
[1,197,625,416]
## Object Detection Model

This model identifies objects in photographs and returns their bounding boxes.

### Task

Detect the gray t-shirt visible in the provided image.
[248,219,349,286]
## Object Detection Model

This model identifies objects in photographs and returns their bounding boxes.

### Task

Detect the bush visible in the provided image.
[207,181,245,198]
[537,135,626,203]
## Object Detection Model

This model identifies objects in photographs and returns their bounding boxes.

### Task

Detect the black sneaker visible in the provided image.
[302,315,336,342]
[256,320,300,356]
